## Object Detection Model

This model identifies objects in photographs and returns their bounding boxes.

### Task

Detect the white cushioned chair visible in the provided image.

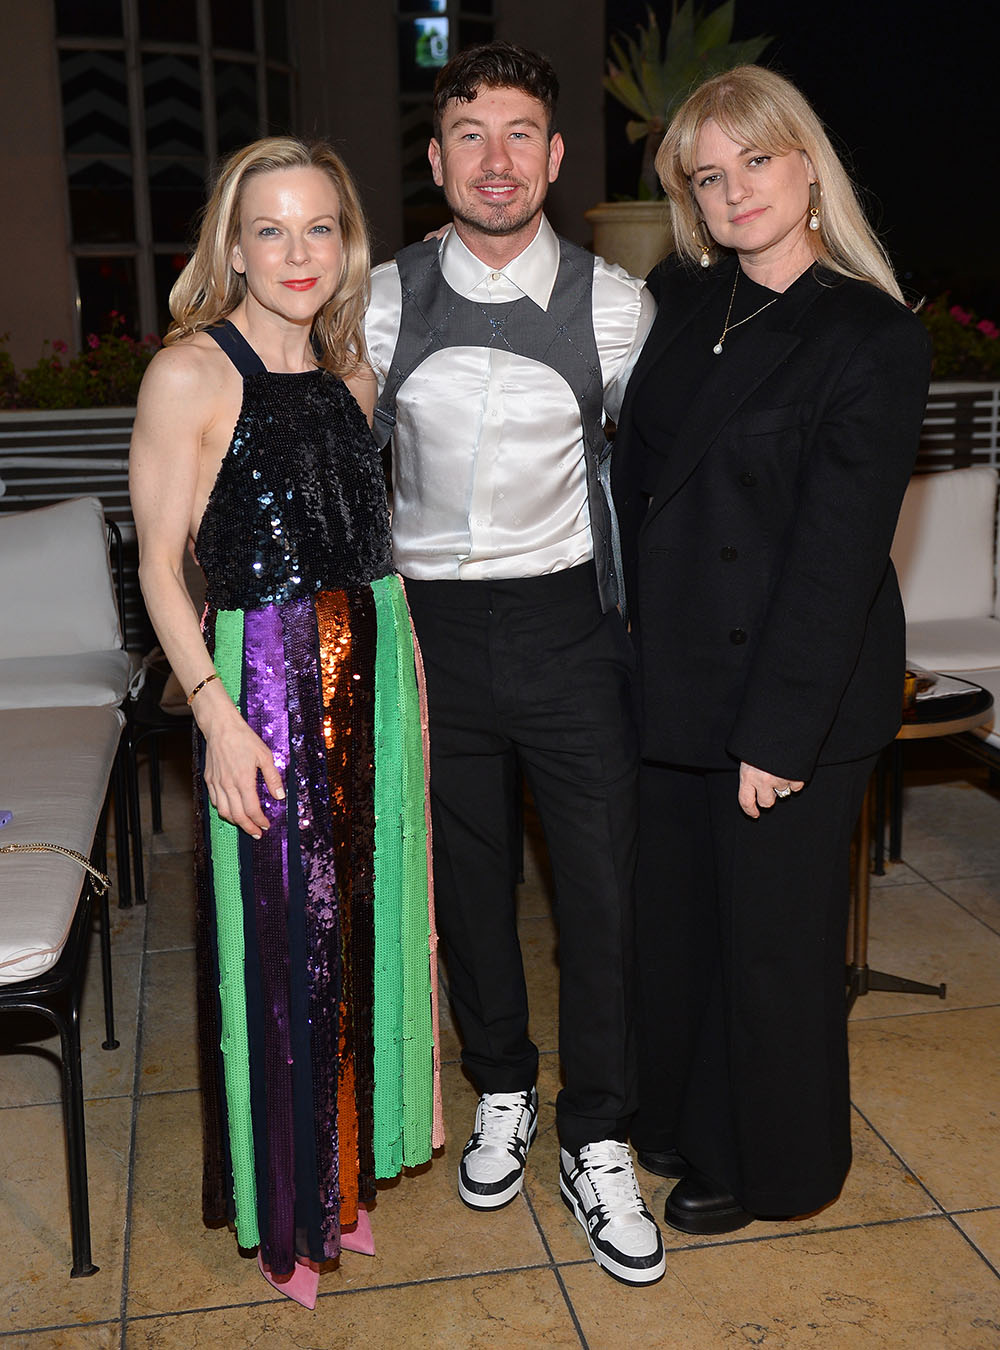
[0,496,140,901]
[0,706,122,1277]
[0,496,131,709]
[891,465,1000,754]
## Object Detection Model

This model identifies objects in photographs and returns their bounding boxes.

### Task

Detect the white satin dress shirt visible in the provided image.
[365,216,656,581]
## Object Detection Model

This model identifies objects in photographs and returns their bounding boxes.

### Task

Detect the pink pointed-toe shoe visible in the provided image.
[340,1203,375,1256]
[257,1251,320,1309]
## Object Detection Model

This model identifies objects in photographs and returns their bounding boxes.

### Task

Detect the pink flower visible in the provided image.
[143,333,159,346]
[976,319,999,340]
[52,338,68,354]
[949,305,973,326]
[87,333,100,349]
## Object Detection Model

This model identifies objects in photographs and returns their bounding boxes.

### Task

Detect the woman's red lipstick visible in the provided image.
[281,278,318,290]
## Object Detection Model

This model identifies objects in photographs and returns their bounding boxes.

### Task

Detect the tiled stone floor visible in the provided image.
[3,740,1000,1347]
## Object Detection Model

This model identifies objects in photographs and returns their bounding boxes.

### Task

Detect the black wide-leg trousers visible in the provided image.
[631,754,874,1216]
[404,563,639,1152]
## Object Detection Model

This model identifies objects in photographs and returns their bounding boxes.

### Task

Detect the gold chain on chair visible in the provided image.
[0,843,111,896]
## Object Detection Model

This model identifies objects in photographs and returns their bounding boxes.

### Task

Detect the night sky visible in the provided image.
[605,1,999,312]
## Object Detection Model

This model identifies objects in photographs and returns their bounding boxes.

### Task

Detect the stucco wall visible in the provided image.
[0,5,75,366]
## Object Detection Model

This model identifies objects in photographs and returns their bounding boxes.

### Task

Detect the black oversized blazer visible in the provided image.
[612,254,932,781]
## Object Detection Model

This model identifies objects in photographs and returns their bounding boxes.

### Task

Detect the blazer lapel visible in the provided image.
[613,265,725,495]
[642,266,828,527]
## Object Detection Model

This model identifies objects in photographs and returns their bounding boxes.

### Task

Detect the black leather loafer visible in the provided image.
[664,1170,754,1235]
[635,1148,688,1180]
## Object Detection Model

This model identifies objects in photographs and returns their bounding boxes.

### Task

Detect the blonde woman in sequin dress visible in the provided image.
[130,138,442,1308]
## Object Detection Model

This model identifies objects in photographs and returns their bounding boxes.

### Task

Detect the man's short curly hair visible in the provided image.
[432,40,559,141]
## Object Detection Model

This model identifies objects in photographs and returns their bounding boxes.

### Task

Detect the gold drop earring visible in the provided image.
[808,180,821,232]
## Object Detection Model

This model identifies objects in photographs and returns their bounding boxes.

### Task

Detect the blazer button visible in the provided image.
[720,545,738,561]
[739,471,757,486]
[730,628,748,645]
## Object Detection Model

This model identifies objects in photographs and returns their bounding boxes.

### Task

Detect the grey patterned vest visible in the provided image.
[373,235,620,612]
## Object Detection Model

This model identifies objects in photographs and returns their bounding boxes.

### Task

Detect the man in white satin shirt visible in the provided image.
[364,40,663,1286]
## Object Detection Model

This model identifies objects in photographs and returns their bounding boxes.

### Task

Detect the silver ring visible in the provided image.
[775,786,792,798]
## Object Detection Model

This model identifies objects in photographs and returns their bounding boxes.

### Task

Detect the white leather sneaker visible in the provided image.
[458,1088,538,1210]
[560,1140,666,1285]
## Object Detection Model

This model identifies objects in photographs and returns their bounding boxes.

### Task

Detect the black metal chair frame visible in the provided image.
[106,519,146,909]
[0,799,118,1277]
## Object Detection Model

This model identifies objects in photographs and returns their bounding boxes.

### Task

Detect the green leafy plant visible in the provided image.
[918,297,1000,381]
[604,1,771,198]
[0,315,159,410]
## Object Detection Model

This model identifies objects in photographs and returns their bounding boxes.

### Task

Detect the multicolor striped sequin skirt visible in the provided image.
[193,573,443,1276]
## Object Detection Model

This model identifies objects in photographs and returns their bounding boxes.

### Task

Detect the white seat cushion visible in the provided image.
[0,706,124,984]
[892,467,998,622]
[905,617,1000,672]
[0,651,131,709]
[0,496,122,659]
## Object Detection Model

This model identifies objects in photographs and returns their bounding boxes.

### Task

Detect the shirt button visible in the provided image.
[491,271,501,281]
[739,471,757,486]
[730,628,748,645]
[720,546,738,561]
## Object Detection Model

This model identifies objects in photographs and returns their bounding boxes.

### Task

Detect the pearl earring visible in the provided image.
[693,224,712,267]
[808,181,821,232]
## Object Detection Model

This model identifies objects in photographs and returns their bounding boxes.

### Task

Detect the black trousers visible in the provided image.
[631,754,874,1216]
[404,563,638,1152]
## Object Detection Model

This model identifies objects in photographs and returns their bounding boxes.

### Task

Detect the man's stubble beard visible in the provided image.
[445,182,545,239]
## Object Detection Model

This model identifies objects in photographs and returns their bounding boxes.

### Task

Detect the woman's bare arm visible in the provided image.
[130,344,285,837]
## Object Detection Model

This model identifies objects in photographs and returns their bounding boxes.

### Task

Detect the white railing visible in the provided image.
[917,381,1000,471]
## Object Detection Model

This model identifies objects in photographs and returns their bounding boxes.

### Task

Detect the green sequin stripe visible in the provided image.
[208,609,260,1247]
[371,577,405,1177]
[385,576,434,1168]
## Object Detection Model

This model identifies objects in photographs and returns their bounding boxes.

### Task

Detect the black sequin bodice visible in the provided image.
[195,323,393,610]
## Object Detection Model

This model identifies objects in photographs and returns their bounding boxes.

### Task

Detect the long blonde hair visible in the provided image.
[655,66,902,301]
[165,137,371,375]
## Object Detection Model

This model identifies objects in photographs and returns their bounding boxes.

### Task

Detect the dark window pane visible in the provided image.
[404,200,452,246]
[77,256,139,340]
[399,0,446,10]
[266,69,292,135]
[212,0,255,51]
[143,54,203,155]
[67,155,135,242]
[401,105,434,163]
[399,17,449,93]
[460,0,494,15]
[148,158,205,245]
[138,0,198,42]
[263,0,289,61]
[55,0,123,37]
[61,51,131,154]
[215,61,259,154]
[458,19,492,48]
[154,252,190,337]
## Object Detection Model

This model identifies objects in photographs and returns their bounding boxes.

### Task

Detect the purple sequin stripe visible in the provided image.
[282,599,344,1257]
[243,604,295,1275]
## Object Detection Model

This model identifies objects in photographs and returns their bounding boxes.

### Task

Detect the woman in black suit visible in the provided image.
[613,66,931,1235]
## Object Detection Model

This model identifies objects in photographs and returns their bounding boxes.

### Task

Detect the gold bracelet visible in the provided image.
[186,672,221,705]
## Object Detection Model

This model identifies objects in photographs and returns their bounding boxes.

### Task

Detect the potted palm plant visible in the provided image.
[587,1,771,276]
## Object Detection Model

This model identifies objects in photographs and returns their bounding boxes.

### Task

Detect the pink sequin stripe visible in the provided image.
[243,604,296,1275]
[282,598,343,1258]
[402,583,444,1149]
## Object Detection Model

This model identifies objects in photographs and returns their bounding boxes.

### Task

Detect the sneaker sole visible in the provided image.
[559,1172,666,1286]
[457,1116,538,1211]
